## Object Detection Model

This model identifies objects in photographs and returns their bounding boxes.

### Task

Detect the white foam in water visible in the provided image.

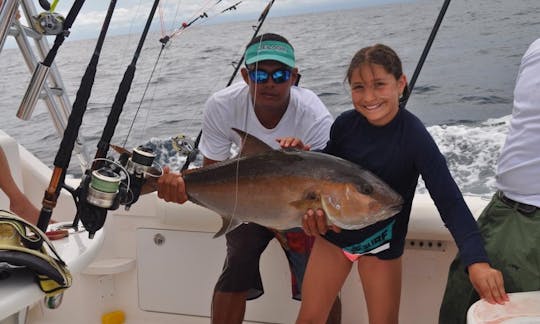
[145,115,511,197]
[419,115,511,196]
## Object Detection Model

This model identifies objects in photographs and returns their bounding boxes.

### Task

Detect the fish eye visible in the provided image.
[361,183,373,195]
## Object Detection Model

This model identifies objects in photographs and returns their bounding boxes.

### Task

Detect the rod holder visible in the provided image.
[17,62,49,120]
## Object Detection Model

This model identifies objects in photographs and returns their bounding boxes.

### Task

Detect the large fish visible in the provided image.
[180,128,403,237]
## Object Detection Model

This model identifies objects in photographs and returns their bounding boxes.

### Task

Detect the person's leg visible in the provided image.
[281,228,342,324]
[296,237,352,324]
[211,291,247,324]
[211,223,274,324]
[357,256,402,324]
[326,297,342,324]
[438,255,477,324]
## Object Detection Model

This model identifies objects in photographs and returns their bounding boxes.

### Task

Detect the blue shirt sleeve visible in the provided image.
[412,122,489,268]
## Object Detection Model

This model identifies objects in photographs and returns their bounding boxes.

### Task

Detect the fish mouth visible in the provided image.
[386,204,403,217]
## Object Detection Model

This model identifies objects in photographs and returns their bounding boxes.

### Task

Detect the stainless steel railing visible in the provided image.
[0,0,88,169]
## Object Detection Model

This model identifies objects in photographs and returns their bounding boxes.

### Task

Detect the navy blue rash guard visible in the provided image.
[322,107,489,268]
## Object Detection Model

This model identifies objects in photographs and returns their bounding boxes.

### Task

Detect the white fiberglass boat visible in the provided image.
[1,126,486,324]
[1,1,524,324]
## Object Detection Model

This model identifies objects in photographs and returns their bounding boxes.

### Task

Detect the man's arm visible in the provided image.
[156,166,188,204]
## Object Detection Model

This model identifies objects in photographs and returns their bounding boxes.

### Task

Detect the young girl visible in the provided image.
[295,44,508,324]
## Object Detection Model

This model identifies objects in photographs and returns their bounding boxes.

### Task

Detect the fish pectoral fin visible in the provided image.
[289,190,321,211]
[289,199,309,209]
[213,215,242,238]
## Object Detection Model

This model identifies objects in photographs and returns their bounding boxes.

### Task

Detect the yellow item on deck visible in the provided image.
[102,310,126,324]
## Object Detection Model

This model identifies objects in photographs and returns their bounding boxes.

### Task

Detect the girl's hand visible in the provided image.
[467,262,508,304]
[276,137,311,151]
[302,208,341,236]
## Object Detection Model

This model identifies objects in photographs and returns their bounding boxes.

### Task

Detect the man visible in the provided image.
[157,33,341,323]
[438,38,540,323]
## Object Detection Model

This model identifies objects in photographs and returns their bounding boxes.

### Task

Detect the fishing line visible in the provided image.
[91,0,161,169]
[121,0,242,151]
[230,33,267,221]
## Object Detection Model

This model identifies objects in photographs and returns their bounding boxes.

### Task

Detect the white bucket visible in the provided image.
[467,291,540,323]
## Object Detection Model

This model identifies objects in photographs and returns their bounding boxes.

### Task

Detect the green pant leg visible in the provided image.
[439,194,540,324]
[438,254,478,324]
[438,196,498,324]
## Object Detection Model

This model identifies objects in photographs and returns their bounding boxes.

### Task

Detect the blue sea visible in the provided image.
[0,0,538,196]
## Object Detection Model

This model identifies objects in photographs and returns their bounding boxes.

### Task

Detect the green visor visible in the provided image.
[245,40,295,68]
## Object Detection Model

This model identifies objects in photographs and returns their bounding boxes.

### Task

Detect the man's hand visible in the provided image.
[276,137,310,151]
[468,262,508,305]
[302,208,341,236]
[156,166,188,204]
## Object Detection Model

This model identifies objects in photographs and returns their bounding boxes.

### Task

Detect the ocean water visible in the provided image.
[0,0,538,196]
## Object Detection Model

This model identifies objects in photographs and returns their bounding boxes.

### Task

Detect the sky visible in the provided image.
[3,0,413,47]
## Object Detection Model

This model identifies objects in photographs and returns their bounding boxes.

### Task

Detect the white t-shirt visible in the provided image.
[495,38,540,207]
[199,82,333,161]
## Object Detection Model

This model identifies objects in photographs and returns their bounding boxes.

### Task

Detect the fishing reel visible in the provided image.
[32,12,65,35]
[172,135,195,156]
[77,146,160,238]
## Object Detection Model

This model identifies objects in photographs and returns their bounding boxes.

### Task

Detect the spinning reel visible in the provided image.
[32,11,65,35]
[32,1,65,35]
[76,146,161,238]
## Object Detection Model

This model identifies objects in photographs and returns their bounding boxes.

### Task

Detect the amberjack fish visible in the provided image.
[179,128,403,237]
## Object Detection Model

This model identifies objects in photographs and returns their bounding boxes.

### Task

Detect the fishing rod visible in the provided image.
[35,0,117,235]
[75,0,162,238]
[401,0,452,107]
[17,0,85,121]
[179,0,275,172]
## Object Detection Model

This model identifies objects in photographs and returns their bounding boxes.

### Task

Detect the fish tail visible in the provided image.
[213,215,241,238]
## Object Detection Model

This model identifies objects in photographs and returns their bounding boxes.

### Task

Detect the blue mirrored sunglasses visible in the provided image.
[248,68,292,84]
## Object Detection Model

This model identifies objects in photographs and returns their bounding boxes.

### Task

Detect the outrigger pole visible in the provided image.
[180,0,276,172]
[226,0,274,87]
[401,0,452,107]
[36,0,117,234]
[17,0,86,120]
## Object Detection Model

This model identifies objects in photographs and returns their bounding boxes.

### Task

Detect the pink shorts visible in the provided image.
[342,242,391,262]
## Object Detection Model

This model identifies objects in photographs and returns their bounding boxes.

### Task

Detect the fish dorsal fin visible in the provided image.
[232,128,273,157]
